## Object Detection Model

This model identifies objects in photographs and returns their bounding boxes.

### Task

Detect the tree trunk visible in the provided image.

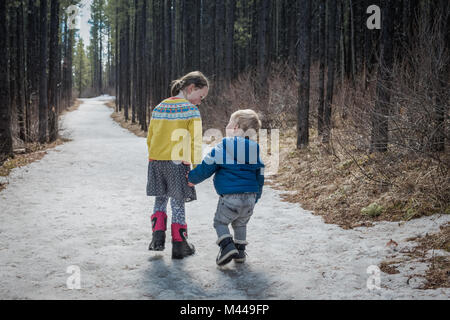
[250,0,258,68]
[322,0,337,144]
[318,0,326,136]
[9,5,17,141]
[15,1,26,142]
[215,0,225,94]
[123,5,130,121]
[202,0,215,78]
[431,0,448,152]
[132,0,138,124]
[225,0,236,85]
[370,0,394,152]
[363,0,372,90]
[67,29,74,108]
[163,0,170,94]
[140,0,148,132]
[194,0,201,71]
[257,0,269,100]
[115,4,119,112]
[297,0,311,148]
[48,0,60,142]
[39,0,48,144]
[170,0,176,80]
[0,0,12,162]
[349,0,356,85]
[26,0,39,141]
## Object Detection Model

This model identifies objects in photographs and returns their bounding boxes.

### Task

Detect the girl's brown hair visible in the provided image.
[170,71,210,96]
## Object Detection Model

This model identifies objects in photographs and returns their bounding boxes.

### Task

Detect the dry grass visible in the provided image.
[105,100,147,138]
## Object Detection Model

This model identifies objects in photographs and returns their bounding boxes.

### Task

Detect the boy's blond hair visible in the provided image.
[230,109,262,133]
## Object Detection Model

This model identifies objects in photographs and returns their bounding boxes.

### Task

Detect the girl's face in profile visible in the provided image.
[185,85,209,106]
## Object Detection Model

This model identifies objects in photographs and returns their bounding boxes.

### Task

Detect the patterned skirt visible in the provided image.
[146,160,197,202]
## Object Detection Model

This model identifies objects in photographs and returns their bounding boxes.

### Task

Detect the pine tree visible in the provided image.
[38,0,49,144]
[297,0,312,148]
[0,0,12,162]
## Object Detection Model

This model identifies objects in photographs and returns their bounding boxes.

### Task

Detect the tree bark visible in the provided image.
[370,0,395,152]
[26,0,39,141]
[297,0,311,148]
[39,0,48,144]
[318,0,326,136]
[322,0,337,144]
[215,0,225,94]
[257,0,269,100]
[48,0,60,142]
[16,1,26,142]
[225,0,236,85]
[0,0,13,162]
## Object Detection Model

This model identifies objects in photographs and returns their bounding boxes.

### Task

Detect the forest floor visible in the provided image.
[0,96,449,299]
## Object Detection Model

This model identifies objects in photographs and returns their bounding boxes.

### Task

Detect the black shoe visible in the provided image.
[234,242,247,263]
[172,240,195,259]
[216,236,239,266]
[148,231,165,251]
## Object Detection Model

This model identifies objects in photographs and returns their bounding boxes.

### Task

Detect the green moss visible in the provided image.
[361,202,384,217]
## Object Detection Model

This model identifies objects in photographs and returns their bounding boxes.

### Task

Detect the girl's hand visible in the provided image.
[186,173,195,187]
[182,161,191,166]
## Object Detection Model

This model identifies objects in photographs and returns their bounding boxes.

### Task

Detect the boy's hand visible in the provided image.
[186,173,195,187]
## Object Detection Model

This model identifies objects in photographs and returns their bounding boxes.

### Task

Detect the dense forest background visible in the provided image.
[0,1,449,219]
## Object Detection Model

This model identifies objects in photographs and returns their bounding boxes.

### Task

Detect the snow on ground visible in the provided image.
[0,96,448,300]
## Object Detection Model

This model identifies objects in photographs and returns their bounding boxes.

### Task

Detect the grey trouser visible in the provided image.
[213,193,257,242]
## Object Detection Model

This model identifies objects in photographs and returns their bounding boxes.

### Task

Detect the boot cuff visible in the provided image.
[151,211,167,232]
[171,223,187,242]
[216,234,233,245]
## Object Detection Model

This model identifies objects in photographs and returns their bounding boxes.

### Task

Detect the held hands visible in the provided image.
[186,173,195,187]
[183,161,195,187]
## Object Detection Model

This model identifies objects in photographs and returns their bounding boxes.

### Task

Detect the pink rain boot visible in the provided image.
[171,223,195,259]
[148,211,167,251]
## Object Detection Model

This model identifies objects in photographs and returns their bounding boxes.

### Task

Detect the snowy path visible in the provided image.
[0,96,449,300]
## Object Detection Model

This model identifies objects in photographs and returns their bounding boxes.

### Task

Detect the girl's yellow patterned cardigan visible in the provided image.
[147,97,203,166]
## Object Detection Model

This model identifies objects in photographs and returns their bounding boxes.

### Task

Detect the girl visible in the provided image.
[147,71,209,259]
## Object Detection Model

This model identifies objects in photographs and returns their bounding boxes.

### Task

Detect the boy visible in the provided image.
[187,109,264,266]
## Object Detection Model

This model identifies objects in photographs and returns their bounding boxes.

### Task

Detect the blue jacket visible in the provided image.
[188,136,265,202]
